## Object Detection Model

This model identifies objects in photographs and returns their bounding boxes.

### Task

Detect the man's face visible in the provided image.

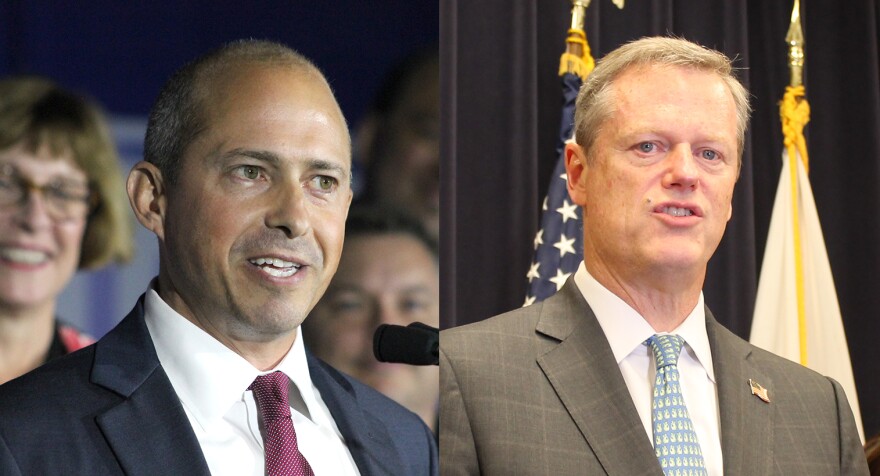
[373,60,439,239]
[307,233,439,421]
[568,64,739,283]
[158,65,352,341]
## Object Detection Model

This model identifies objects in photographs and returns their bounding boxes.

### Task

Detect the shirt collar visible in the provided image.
[143,282,320,432]
[572,262,715,382]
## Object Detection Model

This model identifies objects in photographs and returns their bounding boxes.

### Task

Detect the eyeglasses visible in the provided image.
[0,164,95,221]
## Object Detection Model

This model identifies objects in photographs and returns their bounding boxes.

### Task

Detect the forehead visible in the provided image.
[196,64,351,160]
[340,233,437,271]
[0,142,83,178]
[605,64,737,138]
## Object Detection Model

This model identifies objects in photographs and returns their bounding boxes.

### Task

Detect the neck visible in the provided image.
[155,275,298,372]
[584,257,704,332]
[0,302,56,384]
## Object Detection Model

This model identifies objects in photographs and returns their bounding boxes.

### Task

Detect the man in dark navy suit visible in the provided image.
[0,40,437,476]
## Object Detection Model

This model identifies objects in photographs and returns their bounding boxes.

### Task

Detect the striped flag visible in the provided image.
[525,72,584,305]
[524,26,593,305]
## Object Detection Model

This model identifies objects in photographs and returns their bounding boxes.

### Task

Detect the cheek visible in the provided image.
[316,210,348,265]
[584,167,640,221]
[58,222,87,267]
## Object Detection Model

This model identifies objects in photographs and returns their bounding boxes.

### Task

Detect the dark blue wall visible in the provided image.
[0,1,438,124]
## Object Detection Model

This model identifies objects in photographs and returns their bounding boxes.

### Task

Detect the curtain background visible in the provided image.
[441,0,880,438]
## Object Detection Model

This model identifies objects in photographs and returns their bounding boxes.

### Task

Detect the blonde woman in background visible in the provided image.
[0,77,132,384]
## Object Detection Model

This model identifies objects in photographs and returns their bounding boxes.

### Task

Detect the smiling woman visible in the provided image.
[0,76,132,384]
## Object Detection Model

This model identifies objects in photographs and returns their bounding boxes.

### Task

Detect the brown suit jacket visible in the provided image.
[439,279,867,475]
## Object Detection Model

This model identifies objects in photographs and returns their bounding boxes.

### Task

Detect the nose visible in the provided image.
[369,294,409,328]
[661,145,698,191]
[265,183,310,238]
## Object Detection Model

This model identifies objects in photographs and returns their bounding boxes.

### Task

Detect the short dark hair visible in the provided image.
[344,205,437,258]
[144,39,332,184]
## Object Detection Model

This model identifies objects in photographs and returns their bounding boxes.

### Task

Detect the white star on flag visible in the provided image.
[523,295,536,307]
[559,172,567,181]
[556,200,578,223]
[553,233,576,257]
[526,262,541,282]
[549,269,572,291]
[533,229,544,249]
[542,196,548,211]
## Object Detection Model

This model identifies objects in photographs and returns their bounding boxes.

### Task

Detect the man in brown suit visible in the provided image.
[439,37,867,475]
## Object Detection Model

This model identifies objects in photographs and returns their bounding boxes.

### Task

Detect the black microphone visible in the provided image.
[373,322,439,366]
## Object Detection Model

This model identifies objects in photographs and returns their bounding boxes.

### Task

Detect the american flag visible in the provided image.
[525,72,584,305]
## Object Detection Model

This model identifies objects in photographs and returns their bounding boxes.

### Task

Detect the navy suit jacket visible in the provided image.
[0,297,437,475]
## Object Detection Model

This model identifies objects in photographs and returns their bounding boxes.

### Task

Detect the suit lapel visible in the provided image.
[91,298,211,476]
[707,310,773,475]
[308,354,403,476]
[536,280,663,476]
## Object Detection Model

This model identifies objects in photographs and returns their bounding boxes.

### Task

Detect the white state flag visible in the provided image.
[751,149,863,441]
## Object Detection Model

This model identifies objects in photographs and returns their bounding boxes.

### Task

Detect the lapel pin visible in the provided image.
[749,379,770,403]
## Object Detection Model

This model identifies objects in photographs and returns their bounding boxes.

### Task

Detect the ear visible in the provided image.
[565,142,589,206]
[127,161,168,241]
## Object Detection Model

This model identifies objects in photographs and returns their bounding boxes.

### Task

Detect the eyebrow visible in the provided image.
[220,148,350,179]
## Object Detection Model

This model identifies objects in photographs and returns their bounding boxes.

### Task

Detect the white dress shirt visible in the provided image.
[573,263,723,476]
[143,286,360,476]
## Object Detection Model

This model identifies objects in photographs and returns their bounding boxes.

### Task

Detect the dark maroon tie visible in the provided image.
[249,371,315,476]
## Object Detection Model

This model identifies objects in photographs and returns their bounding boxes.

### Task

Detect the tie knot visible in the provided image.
[647,334,684,369]
[249,371,291,422]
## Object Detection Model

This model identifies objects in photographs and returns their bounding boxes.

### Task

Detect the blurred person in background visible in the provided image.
[303,205,439,431]
[358,49,439,240]
[0,76,132,385]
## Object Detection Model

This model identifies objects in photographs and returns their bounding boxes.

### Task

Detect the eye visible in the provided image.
[0,175,14,190]
[46,181,90,202]
[637,142,656,154]
[331,293,369,315]
[400,297,429,313]
[700,149,719,160]
[233,165,263,180]
[311,175,338,192]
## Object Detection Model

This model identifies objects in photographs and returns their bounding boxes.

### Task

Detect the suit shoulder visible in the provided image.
[441,303,543,346]
[715,324,838,389]
[0,344,112,448]
[747,343,839,386]
[0,344,96,410]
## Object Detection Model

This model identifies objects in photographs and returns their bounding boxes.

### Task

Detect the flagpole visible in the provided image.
[783,0,809,365]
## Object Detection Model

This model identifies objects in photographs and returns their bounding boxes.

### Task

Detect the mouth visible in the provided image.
[247,256,303,278]
[659,206,694,217]
[0,247,50,265]
[655,203,702,218]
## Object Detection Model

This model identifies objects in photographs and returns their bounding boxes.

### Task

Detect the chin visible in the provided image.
[236,305,307,338]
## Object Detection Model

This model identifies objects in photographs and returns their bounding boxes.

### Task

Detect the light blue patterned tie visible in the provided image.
[647,334,708,476]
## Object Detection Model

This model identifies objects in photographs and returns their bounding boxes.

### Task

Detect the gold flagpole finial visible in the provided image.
[786,0,805,87]
[570,0,590,32]
[560,0,595,79]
